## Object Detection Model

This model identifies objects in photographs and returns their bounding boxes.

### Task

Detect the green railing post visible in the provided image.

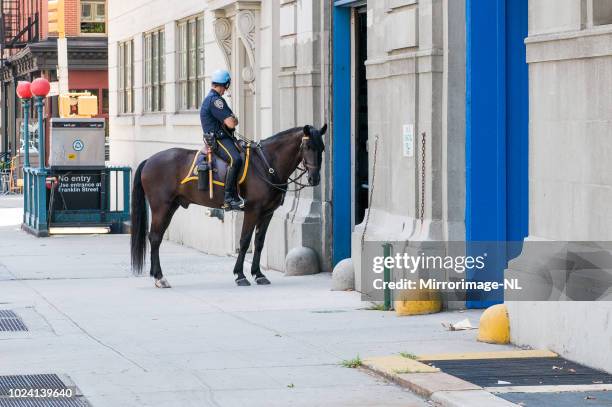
[35,96,45,171]
[34,97,48,235]
[22,100,30,168]
[383,243,392,311]
[123,167,131,216]
[21,100,30,225]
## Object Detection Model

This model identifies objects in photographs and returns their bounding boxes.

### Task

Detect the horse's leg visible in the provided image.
[149,201,179,288]
[251,212,273,285]
[234,210,258,286]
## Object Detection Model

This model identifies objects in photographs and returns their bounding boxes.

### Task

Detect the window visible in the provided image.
[81,0,106,34]
[144,28,165,112]
[592,0,612,26]
[177,15,205,110]
[118,40,134,114]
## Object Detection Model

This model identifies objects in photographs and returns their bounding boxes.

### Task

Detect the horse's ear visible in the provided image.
[303,125,311,136]
[320,123,328,135]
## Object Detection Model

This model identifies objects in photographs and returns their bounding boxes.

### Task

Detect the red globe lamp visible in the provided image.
[31,77,51,97]
[16,81,32,99]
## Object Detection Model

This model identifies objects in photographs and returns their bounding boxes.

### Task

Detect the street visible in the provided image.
[0,197,510,406]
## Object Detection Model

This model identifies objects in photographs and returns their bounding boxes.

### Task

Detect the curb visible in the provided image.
[362,356,519,407]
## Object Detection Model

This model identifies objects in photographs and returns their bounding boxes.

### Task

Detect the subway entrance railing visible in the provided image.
[18,79,131,237]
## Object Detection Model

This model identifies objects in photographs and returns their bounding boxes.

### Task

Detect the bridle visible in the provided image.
[249,134,320,193]
[300,136,321,171]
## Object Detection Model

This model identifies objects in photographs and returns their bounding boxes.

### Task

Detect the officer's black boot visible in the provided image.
[223,167,245,211]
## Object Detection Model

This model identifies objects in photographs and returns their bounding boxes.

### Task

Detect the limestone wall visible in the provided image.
[507,0,612,373]
[352,0,465,290]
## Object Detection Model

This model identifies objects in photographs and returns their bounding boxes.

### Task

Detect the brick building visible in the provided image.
[0,0,108,166]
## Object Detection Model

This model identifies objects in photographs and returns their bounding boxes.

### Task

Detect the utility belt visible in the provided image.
[203,132,218,150]
[205,127,235,143]
[205,128,243,151]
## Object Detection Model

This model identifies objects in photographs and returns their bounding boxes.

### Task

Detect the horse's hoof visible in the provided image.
[155,277,172,289]
[236,277,251,287]
[255,276,271,285]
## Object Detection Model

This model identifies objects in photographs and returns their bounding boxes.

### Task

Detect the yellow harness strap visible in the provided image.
[180,146,251,186]
[238,145,251,184]
[180,152,201,185]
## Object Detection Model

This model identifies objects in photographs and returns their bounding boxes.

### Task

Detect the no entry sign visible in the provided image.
[56,171,103,210]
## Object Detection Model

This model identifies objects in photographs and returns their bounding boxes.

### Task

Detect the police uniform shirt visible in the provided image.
[200,89,234,135]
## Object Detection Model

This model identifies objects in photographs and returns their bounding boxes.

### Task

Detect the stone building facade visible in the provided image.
[1,0,109,168]
[332,0,466,290]
[107,0,331,272]
[336,0,612,372]
[507,0,612,373]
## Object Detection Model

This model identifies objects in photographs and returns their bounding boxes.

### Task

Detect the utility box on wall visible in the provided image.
[49,118,106,168]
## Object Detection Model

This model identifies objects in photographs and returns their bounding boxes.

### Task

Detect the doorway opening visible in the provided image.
[353,6,369,226]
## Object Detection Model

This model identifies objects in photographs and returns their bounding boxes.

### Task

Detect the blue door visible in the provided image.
[332,1,362,266]
[465,0,529,307]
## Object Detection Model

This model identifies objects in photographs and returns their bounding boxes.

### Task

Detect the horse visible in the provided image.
[130,124,327,288]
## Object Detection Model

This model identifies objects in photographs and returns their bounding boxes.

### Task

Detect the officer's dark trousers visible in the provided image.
[216,136,243,170]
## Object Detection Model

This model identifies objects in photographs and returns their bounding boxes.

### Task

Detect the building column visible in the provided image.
[262,0,331,273]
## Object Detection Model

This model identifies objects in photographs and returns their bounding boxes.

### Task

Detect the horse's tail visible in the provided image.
[131,160,148,275]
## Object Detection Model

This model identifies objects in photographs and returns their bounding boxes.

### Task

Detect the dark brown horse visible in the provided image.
[130,124,326,287]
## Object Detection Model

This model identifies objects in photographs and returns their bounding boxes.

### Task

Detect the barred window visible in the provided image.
[177,15,205,110]
[118,39,134,114]
[144,29,165,112]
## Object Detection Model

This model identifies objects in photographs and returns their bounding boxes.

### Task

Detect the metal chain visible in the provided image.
[361,134,379,246]
[420,132,426,222]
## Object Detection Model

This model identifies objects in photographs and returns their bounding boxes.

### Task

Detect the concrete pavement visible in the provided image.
[0,196,514,406]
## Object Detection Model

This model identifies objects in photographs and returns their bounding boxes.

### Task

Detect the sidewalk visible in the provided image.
[0,197,515,407]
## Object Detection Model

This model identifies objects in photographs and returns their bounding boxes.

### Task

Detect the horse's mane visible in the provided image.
[261,126,324,152]
[261,127,303,145]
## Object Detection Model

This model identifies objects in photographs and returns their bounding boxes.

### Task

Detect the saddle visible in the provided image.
[180,140,251,194]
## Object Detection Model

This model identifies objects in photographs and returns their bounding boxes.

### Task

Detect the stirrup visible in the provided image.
[223,198,245,211]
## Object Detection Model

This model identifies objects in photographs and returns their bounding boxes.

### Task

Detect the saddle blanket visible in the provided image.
[180,147,251,187]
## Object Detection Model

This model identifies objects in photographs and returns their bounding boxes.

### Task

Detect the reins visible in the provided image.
[233,131,314,193]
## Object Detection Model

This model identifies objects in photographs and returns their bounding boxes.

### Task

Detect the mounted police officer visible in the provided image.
[200,69,245,211]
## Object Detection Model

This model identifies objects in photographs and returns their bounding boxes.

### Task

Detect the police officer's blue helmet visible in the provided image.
[212,69,231,88]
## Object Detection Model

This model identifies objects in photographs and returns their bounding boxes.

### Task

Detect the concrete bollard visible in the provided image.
[332,258,355,290]
[285,246,320,276]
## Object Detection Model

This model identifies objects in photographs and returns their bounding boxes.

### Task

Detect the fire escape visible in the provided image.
[1,0,39,53]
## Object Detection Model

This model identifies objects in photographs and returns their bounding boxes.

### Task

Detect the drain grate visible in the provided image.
[0,374,66,396]
[0,311,27,332]
[0,375,91,407]
[421,357,612,387]
[499,390,612,407]
[0,399,90,407]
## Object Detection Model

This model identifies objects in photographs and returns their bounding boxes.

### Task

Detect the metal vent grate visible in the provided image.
[0,374,66,396]
[421,357,612,387]
[0,374,91,407]
[0,399,90,407]
[0,310,27,332]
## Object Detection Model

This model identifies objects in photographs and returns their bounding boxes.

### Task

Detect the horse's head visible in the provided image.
[300,124,327,186]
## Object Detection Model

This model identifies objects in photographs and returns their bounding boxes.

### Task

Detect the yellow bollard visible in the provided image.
[477,304,510,344]
[394,289,442,316]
